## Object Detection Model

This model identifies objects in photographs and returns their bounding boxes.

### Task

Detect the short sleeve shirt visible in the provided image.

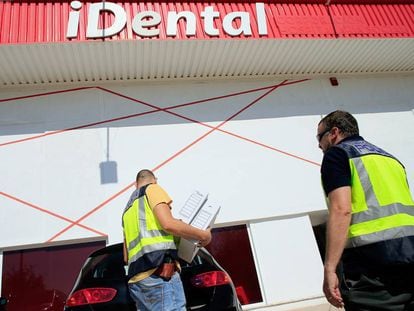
[127,184,173,283]
[321,135,363,195]
[145,184,173,209]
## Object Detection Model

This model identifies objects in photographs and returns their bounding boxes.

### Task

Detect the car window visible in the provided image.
[82,252,126,279]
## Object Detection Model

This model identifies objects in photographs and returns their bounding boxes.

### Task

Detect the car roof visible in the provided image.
[89,242,123,257]
[89,242,210,258]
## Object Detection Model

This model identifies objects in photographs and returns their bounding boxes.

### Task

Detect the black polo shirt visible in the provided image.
[321,135,364,196]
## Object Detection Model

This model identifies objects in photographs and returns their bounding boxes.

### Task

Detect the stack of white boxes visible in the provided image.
[177,190,220,262]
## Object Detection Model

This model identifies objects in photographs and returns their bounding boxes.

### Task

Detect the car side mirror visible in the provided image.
[0,297,7,305]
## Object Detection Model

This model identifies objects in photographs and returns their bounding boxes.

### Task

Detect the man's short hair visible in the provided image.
[136,169,155,183]
[319,110,359,137]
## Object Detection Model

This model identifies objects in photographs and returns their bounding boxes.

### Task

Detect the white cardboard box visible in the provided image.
[177,191,220,262]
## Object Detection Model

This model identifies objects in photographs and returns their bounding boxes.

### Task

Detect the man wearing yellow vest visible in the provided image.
[317,110,414,310]
[122,169,212,311]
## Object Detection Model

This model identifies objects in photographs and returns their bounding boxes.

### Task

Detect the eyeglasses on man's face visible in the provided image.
[316,128,331,142]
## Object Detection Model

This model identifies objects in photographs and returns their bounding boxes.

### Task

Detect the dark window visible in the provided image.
[83,252,126,280]
[206,225,262,305]
[312,223,327,262]
[1,240,106,311]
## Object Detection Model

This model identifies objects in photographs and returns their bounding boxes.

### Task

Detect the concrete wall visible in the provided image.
[1,75,413,307]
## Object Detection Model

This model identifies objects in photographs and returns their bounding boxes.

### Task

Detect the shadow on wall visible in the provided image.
[0,77,413,137]
[99,127,118,184]
[99,160,118,184]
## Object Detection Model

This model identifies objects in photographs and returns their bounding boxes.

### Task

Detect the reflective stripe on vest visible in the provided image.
[334,140,414,249]
[123,189,176,266]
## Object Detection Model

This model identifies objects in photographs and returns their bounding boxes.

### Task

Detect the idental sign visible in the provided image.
[67,1,268,39]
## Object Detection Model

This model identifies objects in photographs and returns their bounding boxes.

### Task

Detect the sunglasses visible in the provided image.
[316,128,331,142]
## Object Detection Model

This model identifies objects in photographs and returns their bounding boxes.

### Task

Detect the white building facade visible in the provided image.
[1,1,414,310]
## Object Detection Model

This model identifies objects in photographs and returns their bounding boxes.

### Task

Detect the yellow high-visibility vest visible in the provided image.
[122,185,176,277]
[334,139,414,249]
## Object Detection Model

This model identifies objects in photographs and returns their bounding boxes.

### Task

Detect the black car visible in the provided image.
[64,243,242,311]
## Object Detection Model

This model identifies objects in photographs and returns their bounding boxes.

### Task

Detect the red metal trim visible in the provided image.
[1,1,413,44]
[329,3,414,37]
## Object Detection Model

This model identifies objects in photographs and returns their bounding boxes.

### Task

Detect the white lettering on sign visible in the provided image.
[66,1,268,39]
[66,1,82,38]
[223,11,252,36]
[200,6,220,36]
[256,3,267,35]
[167,11,197,37]
[87,2,127,38]
[132,11,161,37]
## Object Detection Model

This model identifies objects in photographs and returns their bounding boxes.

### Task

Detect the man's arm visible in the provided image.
[323,185,352,308]
[153,203,212,247]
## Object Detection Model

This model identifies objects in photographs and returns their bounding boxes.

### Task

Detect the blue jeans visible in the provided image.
[128,272,186,311]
